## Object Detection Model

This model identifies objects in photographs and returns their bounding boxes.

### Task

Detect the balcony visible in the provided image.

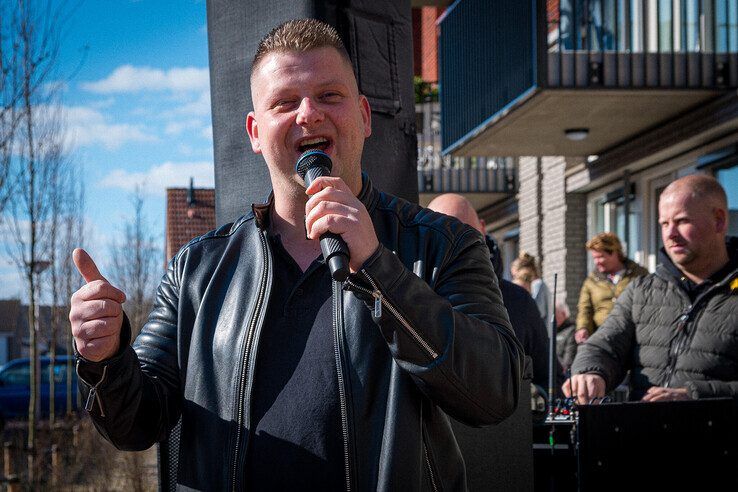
[440,0,738,157]
[417,155,518,209]
[416,101,517,209]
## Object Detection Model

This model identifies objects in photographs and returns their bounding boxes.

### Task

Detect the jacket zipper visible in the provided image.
[346,270,439,360]
[76,361,107,417]
[333,281,353,491]
[422,434,439,492]
[231,231,270,491]
[661,274,733,387]
[662,313,689,388]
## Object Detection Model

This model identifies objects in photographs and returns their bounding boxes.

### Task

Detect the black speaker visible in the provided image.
[577,398,738,489]
[451,357,535,491]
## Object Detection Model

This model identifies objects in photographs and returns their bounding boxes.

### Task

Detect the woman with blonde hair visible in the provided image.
[511,252,551,323]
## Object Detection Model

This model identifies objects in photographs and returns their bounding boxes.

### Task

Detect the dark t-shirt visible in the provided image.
[244,234,344,490]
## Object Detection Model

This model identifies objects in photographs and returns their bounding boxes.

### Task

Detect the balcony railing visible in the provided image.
[416,101,518,195]
[439,0,738,153]
[548,0,738,87]
[417,155,517,195]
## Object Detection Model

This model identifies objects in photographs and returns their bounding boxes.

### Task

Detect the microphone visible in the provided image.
[295,150,351,282]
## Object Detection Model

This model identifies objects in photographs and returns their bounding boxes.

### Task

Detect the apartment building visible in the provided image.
[437,0,738,311]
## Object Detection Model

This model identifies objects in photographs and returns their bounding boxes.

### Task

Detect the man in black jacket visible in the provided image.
[69,19,524,490]
[427,193,562,391]
[564,175,738,404]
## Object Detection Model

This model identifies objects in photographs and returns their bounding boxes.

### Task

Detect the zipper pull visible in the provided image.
[373,291,382,318]
[85,387,97,412]
[77,362,108,417]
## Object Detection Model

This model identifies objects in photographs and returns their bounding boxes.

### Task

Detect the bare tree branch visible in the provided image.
[109,187,162,340]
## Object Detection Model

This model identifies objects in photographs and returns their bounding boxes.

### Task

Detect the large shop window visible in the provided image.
[593,183,641,258]
[716,165,738,236]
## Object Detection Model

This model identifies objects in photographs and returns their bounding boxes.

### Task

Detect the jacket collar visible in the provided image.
[251,172,379,230]
[656,235,738,287]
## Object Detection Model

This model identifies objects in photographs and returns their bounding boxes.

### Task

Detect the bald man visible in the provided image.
[428,194,562,390]
[564,175,738,404]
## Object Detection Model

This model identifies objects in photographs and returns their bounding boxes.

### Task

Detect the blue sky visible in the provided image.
[0,0,214,299]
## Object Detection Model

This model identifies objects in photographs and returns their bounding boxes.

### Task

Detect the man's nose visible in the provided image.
[296,97,324,126]
[664,222,679,240]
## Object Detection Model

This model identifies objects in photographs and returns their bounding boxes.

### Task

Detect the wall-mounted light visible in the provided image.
[564,128,589,141]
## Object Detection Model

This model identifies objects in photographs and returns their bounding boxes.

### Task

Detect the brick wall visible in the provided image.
[517,155,588,316]
[539,157,587,315]
[412,7,441,82]
[547,0,559,27]
[518,156,542,258]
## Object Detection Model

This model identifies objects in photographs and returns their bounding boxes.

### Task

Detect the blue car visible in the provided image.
[0,356,79,427]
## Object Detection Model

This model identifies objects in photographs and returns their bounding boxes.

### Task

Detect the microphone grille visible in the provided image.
[295,150,332,179]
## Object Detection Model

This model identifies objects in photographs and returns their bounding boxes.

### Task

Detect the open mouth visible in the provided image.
[297,137,331,153]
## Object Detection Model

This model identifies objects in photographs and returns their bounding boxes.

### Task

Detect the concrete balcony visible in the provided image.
[440,0,738,157]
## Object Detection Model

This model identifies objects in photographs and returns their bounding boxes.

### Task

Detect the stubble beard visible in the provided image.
[668,247,696,269]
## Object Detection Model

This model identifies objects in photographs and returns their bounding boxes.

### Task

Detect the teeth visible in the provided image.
[299,137,328,147]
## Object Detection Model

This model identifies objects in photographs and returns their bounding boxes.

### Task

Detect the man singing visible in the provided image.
[69,19,523,490]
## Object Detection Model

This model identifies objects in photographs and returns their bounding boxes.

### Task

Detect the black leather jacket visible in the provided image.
[77,176,524,491]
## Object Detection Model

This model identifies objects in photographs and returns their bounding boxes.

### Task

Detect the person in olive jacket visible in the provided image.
[574,232,648,344]
[564,175,738,404]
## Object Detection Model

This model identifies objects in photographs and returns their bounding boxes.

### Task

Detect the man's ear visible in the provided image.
[246,111,261,154]
[359,95,371,138]
[714,207,728,234]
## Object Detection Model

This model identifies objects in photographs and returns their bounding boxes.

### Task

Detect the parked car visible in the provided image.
[0,356,78,428]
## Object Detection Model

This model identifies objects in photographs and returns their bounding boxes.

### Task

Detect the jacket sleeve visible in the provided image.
[346,229,525,427]
[562,329,578,370]
[570,281,637,392]
[576,279,596,334]
[685,380,738,399]
[75,260,182,451]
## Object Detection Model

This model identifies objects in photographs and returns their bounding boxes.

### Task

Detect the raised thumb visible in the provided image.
[72,248,108,284]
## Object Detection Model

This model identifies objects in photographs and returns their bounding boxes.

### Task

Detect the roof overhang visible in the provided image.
[447,88,721,157]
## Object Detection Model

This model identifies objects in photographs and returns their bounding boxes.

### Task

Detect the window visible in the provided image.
[716,164,738,236]
[592,185,641,258]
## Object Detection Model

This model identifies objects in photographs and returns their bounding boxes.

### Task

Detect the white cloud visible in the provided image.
[99,161,215,196]
[174,90,211,116]
[90,97,116,109]
[164,118,202,136]
[64,105,157,150]
[201,125,213,140]
[0,265,23,301]
[81,65,210,94]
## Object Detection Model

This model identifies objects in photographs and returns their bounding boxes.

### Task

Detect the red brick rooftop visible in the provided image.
[166,186,216,261]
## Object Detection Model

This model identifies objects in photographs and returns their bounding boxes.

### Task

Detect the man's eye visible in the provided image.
[274,100,297,109]
[321,92,341,101]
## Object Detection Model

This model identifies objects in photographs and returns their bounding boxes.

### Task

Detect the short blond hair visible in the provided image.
[586,232,625,261]
[251,19,352,77]
[661,174,728,210]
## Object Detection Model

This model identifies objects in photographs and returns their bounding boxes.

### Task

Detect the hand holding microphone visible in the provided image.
[298,150,379,281]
